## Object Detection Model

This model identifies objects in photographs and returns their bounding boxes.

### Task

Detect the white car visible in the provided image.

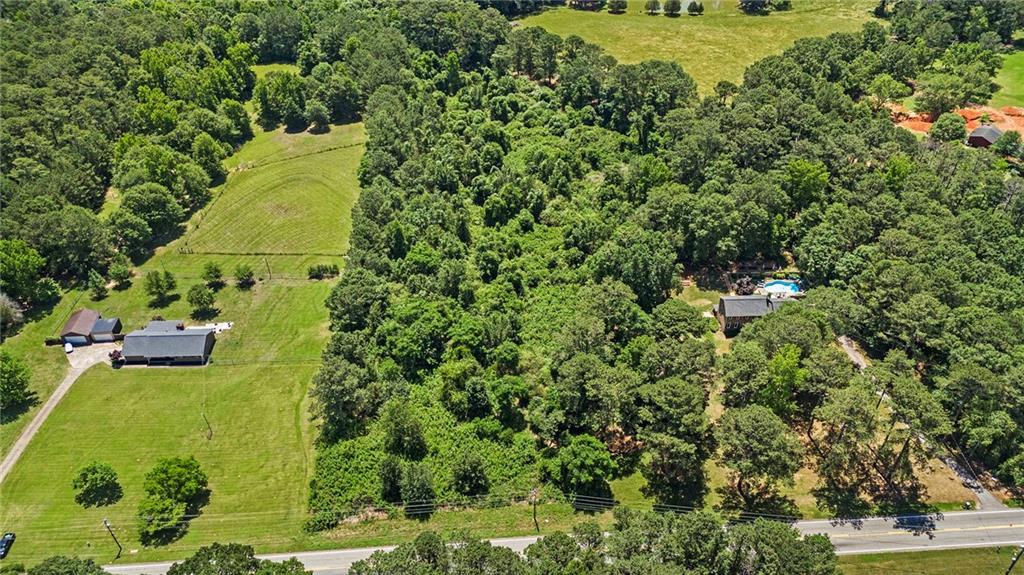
[64,342,74,353]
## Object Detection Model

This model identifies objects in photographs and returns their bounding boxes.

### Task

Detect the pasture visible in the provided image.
[990,50,1024,109]
[0,120,365,563]
[522,0,877,92]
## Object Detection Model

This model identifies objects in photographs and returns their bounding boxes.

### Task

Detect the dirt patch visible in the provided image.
[891,103,1024,135]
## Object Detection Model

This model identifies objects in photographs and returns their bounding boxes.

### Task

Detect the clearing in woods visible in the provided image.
[0,117,364,563]
[522,0,877,93]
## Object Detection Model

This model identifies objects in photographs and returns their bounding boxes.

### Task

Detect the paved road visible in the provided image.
[0,343,116,484]
[105,509,1024,575]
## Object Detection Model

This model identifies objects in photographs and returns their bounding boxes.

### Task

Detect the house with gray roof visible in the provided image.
[122,320,215,365]
[967,125,1003,148]
[715,295,792,332]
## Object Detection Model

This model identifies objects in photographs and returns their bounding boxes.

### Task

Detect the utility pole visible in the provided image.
[1007,545,1024,575]
[103,518,122,560]
[531,487,539,533]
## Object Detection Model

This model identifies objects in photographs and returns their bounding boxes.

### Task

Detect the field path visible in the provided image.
[0,344,115,484]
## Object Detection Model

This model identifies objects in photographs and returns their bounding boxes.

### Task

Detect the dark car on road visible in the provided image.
[0,532,15,559]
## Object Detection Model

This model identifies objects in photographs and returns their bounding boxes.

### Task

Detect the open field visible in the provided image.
[838,546,1019,575]
[522,0,877,92]
[991,50,1024,109]
[0,120,365,564]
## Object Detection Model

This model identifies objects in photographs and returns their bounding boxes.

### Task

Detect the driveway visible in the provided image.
[0,342,119,484]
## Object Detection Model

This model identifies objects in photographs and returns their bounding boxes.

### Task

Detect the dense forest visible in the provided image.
[300,0,1024,529]
[1,0,1023,565]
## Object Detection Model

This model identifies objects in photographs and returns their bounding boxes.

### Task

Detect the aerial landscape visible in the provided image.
[0,0,1022,574]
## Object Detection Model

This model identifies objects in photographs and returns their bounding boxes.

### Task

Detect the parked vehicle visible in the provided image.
[0,532,16,559]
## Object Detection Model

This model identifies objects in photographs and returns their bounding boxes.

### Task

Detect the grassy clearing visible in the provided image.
[252,63,299,80]
[0,122,364,564]
[522,0,877,92]
[838,546,1017,575]
[990,51,1024,108]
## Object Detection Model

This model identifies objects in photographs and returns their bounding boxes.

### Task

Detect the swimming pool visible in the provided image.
[764,280,801,294]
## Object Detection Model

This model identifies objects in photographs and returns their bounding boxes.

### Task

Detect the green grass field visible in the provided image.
[0,120,365,564]
[838,546,1018,575]
[990,50,1024,108]
[522,0,877,92]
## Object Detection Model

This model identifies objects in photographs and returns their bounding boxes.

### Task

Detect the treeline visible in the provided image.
[302,0,1023,530]
[0,0,261,327]
[350,510,839,574]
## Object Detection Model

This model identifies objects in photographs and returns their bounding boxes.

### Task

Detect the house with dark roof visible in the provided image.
[122,320,216,365]
[715,295,792,332]
[60,309,122,345]
[967,125,1003,148]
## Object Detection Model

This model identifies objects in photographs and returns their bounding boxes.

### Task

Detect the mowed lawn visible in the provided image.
[990,50,1024,108]
[839,546,1019,575]
[522,0,877,92]
[0,122,364,564]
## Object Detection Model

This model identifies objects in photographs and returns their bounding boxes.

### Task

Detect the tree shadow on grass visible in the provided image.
[569,482,617,514]
[190,307,220,321]
[147,293,180,309]
[715,486,800,524]
[812,485,873,529]
[75,483,123,508]
[0,394,39,424]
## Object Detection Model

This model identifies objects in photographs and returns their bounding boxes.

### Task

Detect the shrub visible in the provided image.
[87,269,107,300]
[452,451,490,497]
[608,0,627,13]
[0,349,31,409]
[33,278,61,304]
[930,112,967,142]
[235,263,255,289]
[187,284,215,317]
[308,263,340,279]
[202,262,223,288]
[400,463,435,517]
[380,455,404,503]
[0,294,24,334]
[663,0,682,15]
[72,462,122,507]
[109,262,132,288]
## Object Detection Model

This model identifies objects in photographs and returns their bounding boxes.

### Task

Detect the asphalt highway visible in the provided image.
[104,509,1024,575]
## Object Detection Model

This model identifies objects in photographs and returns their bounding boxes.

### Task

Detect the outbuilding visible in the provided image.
[121,320,216,365]
[89,317,123,342]
[967,125,1003,148]
[60,309,101,346]
[715,295,792,333]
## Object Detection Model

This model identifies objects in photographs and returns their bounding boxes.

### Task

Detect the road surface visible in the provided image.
[0,343,116,484]
[105,509,1024,575]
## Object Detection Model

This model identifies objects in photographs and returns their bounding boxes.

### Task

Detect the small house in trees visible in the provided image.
[715,295,791,332]
[60,308,122,345]
[122,320,216,365]
[967,125,1003,148]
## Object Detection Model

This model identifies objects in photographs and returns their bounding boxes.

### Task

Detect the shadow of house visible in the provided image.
[122,321,216,366]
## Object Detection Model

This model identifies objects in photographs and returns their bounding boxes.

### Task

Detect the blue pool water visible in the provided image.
[764,280,801,294]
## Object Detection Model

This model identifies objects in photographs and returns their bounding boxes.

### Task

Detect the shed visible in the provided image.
[89,317,122,342]
[61,309,100,346]
[716,295,791,332]
[122,321,215,365]
[967,125,1003,148]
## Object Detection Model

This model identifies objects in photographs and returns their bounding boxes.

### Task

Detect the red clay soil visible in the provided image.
[891,103,1024,135]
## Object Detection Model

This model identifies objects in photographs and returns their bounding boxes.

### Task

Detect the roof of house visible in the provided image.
[122,327,214,359]
[90,317,121,334]
[719,295,791,318]
[61,309,100,337]
[969,125,1003,143]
